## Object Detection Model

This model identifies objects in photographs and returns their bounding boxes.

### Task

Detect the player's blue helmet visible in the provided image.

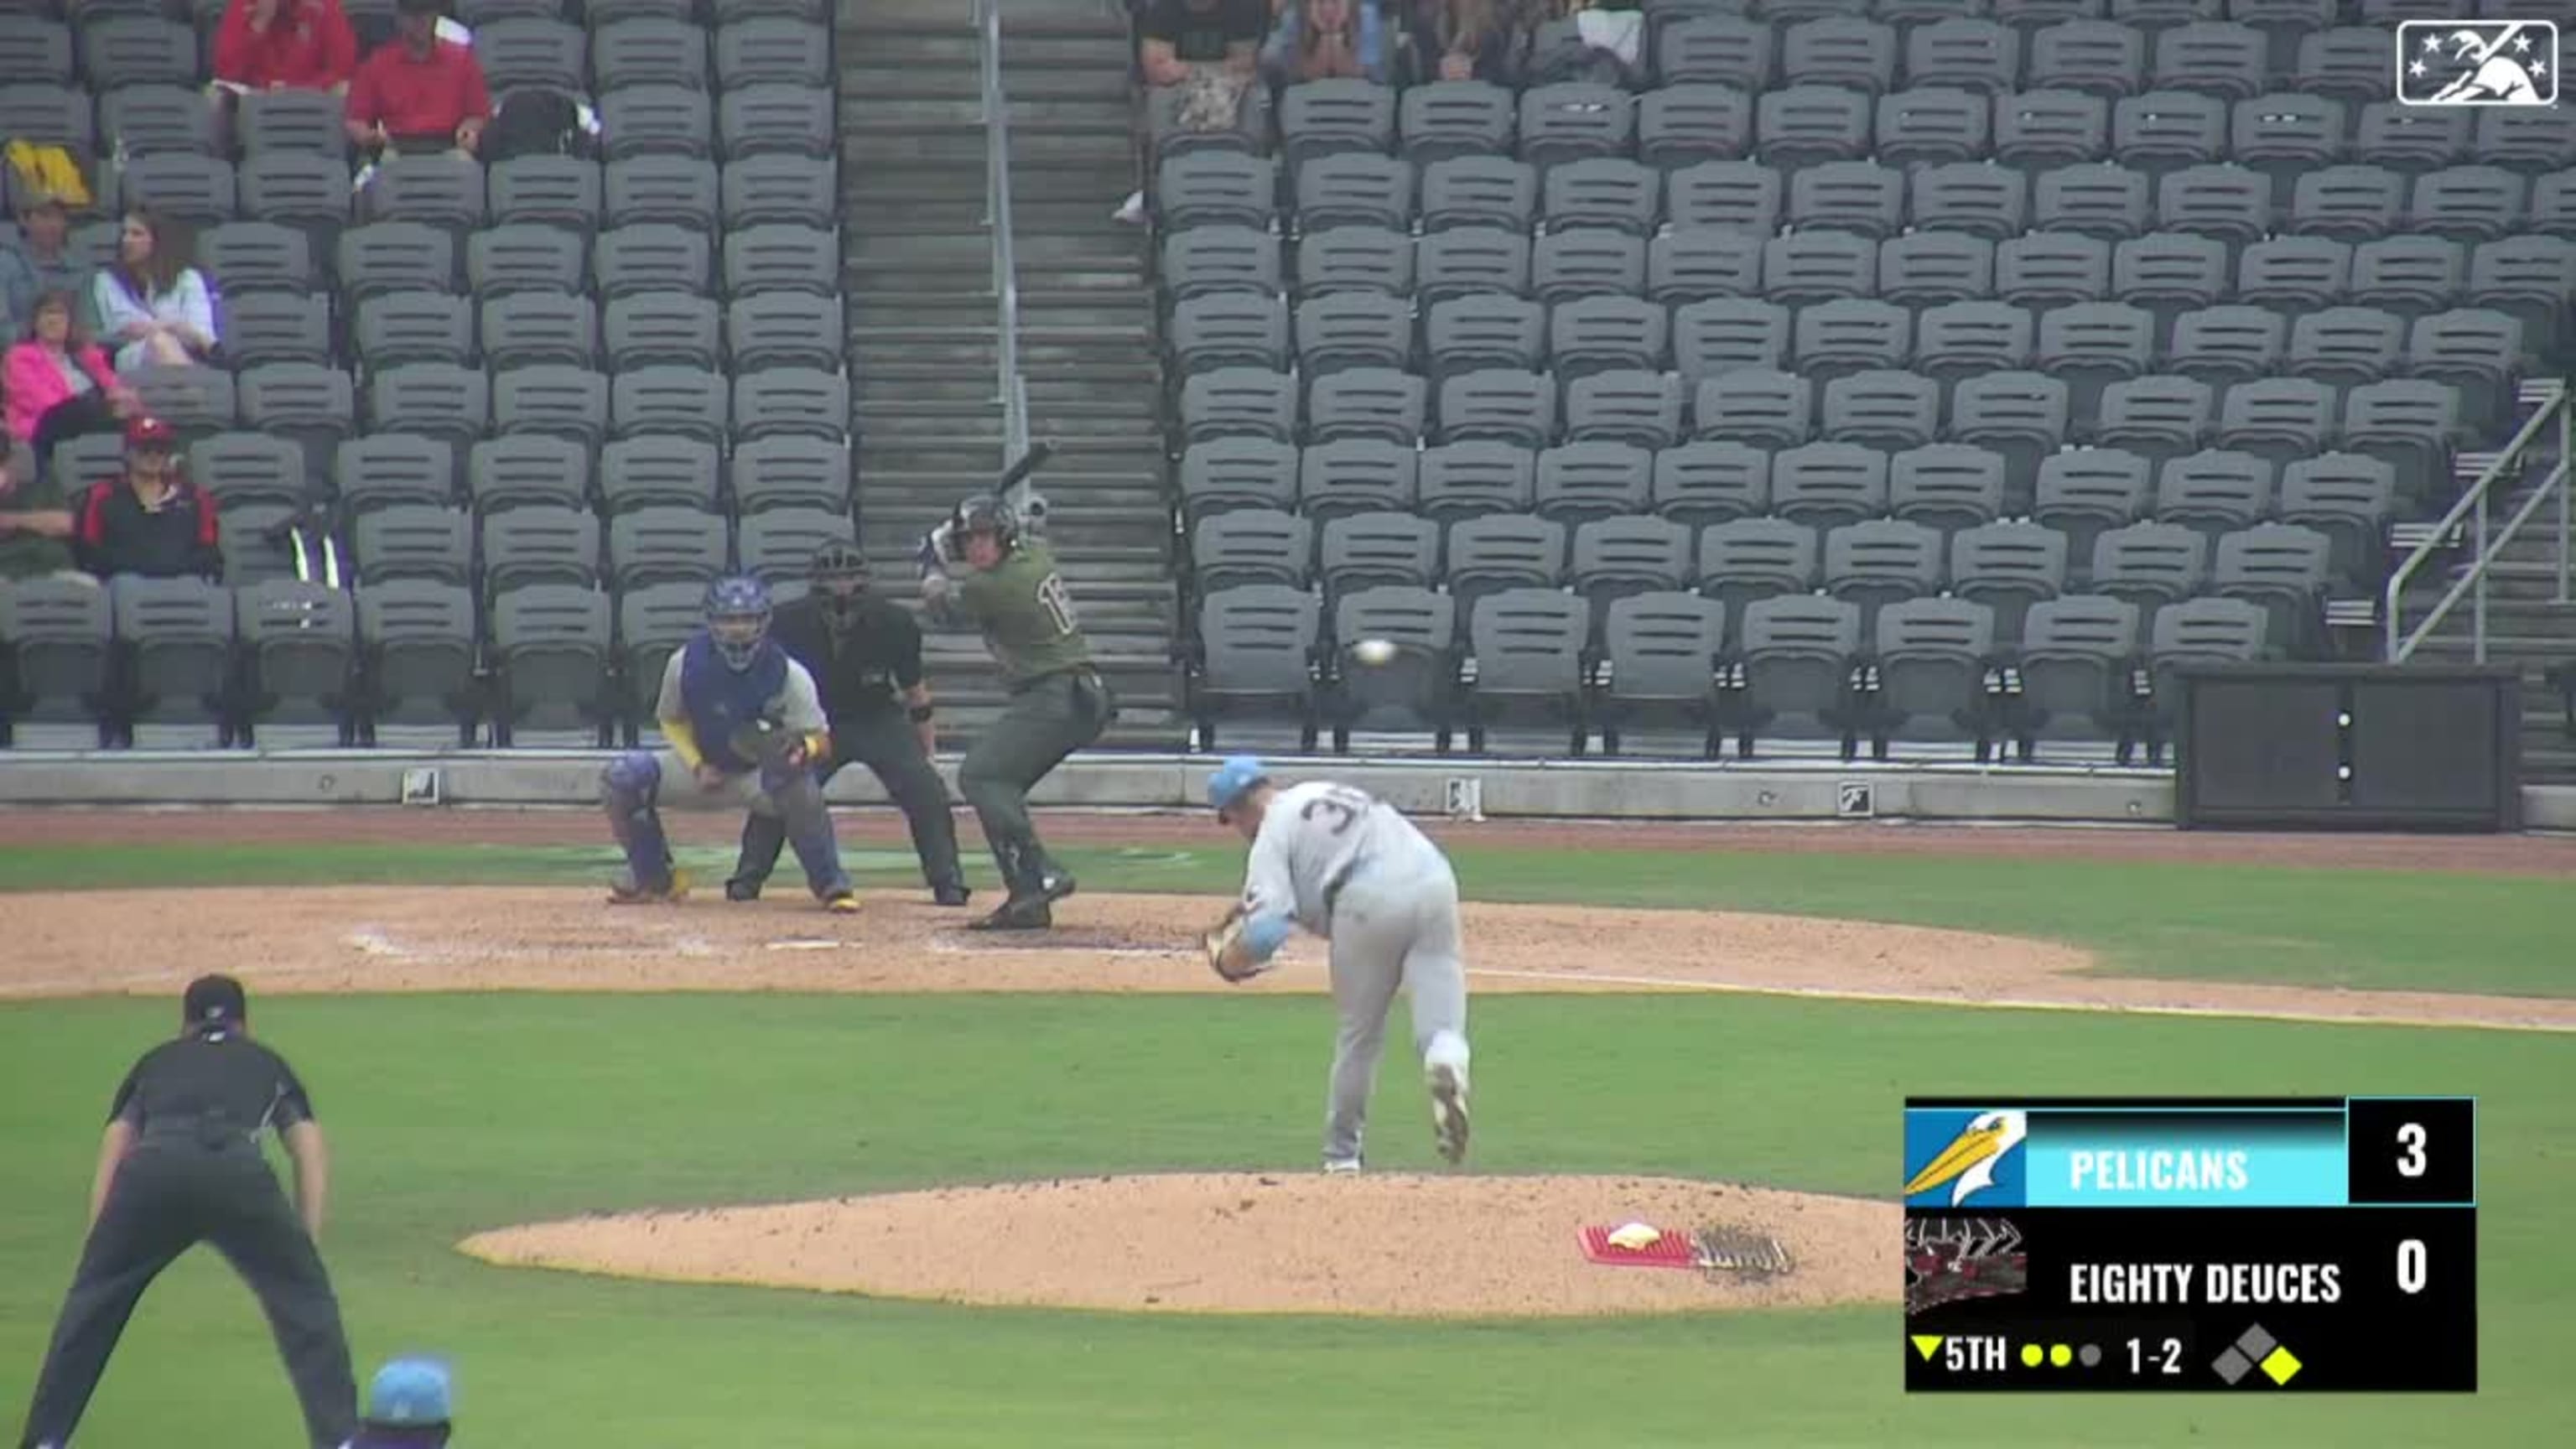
[704,575,773,672]
[1207,756,1270,821]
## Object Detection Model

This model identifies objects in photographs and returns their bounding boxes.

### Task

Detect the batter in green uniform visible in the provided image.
[919,494,1116,930]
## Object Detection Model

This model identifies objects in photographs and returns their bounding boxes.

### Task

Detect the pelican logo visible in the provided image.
[1903,1109,2029,1208]
[2397,21,2558,107]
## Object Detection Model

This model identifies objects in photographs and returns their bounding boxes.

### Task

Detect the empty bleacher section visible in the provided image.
[1152,0,2576,766]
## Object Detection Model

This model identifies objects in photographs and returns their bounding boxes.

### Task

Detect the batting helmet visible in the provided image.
[950,494,1019,552]
[704,575,773,671]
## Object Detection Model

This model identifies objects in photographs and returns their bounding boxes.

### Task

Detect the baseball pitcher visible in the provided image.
[598,575,859,911]
[1200,756,1472,1172]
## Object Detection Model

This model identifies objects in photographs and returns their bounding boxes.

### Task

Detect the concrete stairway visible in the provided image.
[2398,466,2576,783]
[835,0,1181,749]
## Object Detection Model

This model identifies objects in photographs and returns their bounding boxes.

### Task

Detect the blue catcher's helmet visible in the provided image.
[704,575,773,671]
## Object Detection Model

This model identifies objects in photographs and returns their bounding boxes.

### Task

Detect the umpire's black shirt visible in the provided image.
[770,594,924,721]
[109,1029,316,1155]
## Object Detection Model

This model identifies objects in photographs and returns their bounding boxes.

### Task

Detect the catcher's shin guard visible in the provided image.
[770,769,852,901]
[601,752,679,896]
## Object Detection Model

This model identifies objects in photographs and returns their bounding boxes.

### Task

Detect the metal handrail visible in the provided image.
[2383,384,2573,663]
[976,0,1032,485]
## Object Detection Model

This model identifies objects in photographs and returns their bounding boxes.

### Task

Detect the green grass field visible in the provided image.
[2,836,2569,1446]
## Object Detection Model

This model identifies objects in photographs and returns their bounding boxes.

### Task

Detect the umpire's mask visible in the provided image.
[812,543,871,633]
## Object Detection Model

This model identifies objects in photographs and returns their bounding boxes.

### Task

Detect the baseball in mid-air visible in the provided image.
[1351,638,1398,666]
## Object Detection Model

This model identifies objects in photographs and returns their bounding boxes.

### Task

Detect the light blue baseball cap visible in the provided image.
[364,1357,453,1426]
[1206,756,1270,818]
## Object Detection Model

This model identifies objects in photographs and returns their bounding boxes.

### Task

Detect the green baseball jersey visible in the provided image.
[948,540,1093,684]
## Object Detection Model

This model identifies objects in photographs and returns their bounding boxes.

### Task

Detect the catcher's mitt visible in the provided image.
[1202,906,1266,984]
[729,717,813,772]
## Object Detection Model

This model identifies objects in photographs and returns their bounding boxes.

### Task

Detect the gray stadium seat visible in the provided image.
[1296,152,1414,232]
[488,155,605,231]
[1655,15,1773,91]
[2351,235,2465,318]
[337,221,458,300]
[2531,169,2576,238]
[353,505,471,587]
[1571,515,1694,617]
[2113,90,2226,174]
[1565,372,1685,449]
[723,223,835,297]
[1820,369,1938,449]
[2029,19,2144,96]
[1415,226,1533,302]
[2166,305,2283,387]
[1543,157,1662,236]
[235,581,356,738]
[1825,517,1945,637]
[236,361,356,463]
[1535,440,1653,522]
[2091,519,2210,612]
[1437,370,1556,448]
[487,583,613,743]
[1652,439,1768,527]
[1782,16,1897,92]
[612,577,707,735]
[2112,230,2228,332]
[1306,368,1426,447]
[1789,159,1903,239]
[1665,159,1782,234]
[2407,307,2525,428]
[1649,226,1763,304]
[1297,438,1418,522]
[0,14,71,86]
[610,366,727,444]
[2287,306,2404,390]
[2470,236,2576,363]
[600,436,722,515]
[1907,16,2020,91]
[595,223,714,299]
[1160,226,1282,302]
[1722,594,1862,756]
[117,154,232,225]
[1177,294,1291,375]
[355,579,477,740]
[1443,513,1567,617]
[2232,92,2344,190]
[1550,294,1668,378]
[1913,299,2033,388]
[190,434,307,516]
[721,153,837,229]
[2143,595,2270,750]
[729,291,843,374]
[1157,150,1276,233]
[1462,589,1592,754]
[469,434,591,515]
[1950,521,2068,645]
[361,366,489,454]
[2478,106,2576,175]
[0,83,90,163]
[1596,590,1723,756]
[2032,449,2149,583]
[1519,82,1635,169]
[1294,226,1414,299]
[2156,163,2270,246]
[2407,167,2525,242]
[1874,86,1990,169]
[1636,82,1755,169]
[1416,439,1536,520]
[593,18,709,91]
[2216,377,2338,469]
[360,153,486,231]
[1420,155,1538,233]
[2236,235,2350,309]
[1327,585,1457,744]
[730,368,847,445]
[2151,20,2265,101]
[606,155,719,231]
[1889,444,2006,537]
[218,293,331,369]
[718,83,833,161]
[2354,95,2466,173]
[2037,301,2154,428]
[479,506,602,599]
[2155,448,2275,548]
[1880,231,1995,307]
[1285,291,1407,377]
[1762,231,1877,305]
[473,223,591,296]
[1997,231,2111,307]
[1696,516,1819,640]
[200,222,315,297]
[475,16,586,91]
[484,292,601,371]
[2036,162,2150,239]
[2012,593,2141,753]
[2341,379,2461,499]
[356,292,475,369]
[735,506,854,586]
[1398,80,1516,166]
[718,18,832,89]
[124,366,238,442]
[2093,373,2214,462]
[2278,452,2397,590]
[2213,521,2333,658]
[495,364,611,447]
[605,291,720,370]
[2290,164,2402,241]
[730,435,849,516]
[1182,367,1296,444]
[1320,511,1440,602]
[1770,440,1888,531]
[108,575,236,740]
[100,84,218,159]
[1909,162,2024,238]
[335,436,454,516]
[0,575,112,740]
[1862,596,2002,753]
[1187,584,1323,750]
[1280,78,1397,164]
[1754,85,1874,169]
[1533,229,1645,301]
[1995,87,2110,169]
[1795,298,1911,385]
[1179,437,1298,523]
[1693,365,1811,448]
[1192,509,1312,593]
[1950,370,2071,498]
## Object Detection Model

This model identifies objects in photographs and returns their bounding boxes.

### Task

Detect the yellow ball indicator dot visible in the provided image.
[2050,1344,2074,1368]
[2020,1343,2044,1368]
[2261,1348,2303,1385]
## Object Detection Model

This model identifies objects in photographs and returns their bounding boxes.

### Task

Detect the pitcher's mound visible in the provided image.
[458,1173,1898,1319]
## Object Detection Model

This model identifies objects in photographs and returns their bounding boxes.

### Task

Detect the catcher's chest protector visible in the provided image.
[678,636,789,772]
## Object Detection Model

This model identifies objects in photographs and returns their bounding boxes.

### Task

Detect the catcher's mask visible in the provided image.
[703,574,773,672]
[811,542,870,629]
[948,493,1020,558]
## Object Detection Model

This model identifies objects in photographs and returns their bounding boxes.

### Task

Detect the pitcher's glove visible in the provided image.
[1202,905,1266,984]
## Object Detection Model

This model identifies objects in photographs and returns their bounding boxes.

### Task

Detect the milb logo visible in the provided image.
[2397,21,2559,106]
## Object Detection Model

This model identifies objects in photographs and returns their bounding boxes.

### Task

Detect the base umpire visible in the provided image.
[726,543,973,906]
[17,974,358,1449]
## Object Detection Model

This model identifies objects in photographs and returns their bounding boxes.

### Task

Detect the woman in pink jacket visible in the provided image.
[4,288,141,480]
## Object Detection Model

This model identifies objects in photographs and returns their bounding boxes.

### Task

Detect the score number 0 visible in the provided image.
[2395,1120,2429,1296]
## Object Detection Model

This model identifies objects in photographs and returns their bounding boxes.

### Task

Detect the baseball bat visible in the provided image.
[998,442,1057,495]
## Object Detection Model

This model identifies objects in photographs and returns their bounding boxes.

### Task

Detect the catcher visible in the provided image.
[1200,756,1472,1173]
[598,575,859,911]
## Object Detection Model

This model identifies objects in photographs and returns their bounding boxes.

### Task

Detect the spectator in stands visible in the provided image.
[352,1355,454,1448]
[345,0,493,158]
[213,0,361,96]
[0,195,92,342]
[1117,0,1271,223]
[1402,0,1522,83]
[0,454,83,584]
[5,289,141,479]
[1262,0,1390,84]
[91,210,220,373]
[69,416,222,583]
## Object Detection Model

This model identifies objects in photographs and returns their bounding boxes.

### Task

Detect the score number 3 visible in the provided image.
[2394,1120,2430,1296]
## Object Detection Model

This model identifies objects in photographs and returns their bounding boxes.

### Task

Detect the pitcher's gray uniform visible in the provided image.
[1217,766,1472,1171]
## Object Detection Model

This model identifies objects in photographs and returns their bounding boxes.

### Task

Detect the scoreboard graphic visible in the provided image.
[1901,1097,2475,1393]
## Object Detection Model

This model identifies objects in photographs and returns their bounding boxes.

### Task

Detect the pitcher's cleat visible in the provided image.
[608,868,690,906]
[1033,867,1078,906]
[968,895,1052,931]
[1427,1062,1470,1166]
[823,889,860,914]
[1323,1158,1363,1175]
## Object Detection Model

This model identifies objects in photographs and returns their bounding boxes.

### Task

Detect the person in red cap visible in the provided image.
[68,417,223,582]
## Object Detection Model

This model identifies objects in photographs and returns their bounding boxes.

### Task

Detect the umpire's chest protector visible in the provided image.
[678,636,789,772]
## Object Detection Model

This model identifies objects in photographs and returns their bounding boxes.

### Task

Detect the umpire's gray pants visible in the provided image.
[1322,857,1472,1166]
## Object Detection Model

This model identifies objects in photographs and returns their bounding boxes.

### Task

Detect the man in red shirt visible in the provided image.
[344,0,491,157]
[213,0,360,95]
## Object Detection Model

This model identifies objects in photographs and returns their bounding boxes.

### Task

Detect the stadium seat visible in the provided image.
[600,436,723,516]
[1462,589,1592,755]
[1319,512,1441,605]
[1327,585,1458,746]
[469,434,592,515]
[1442,513,1567,618]
[234,580,356,740]
[2011,593,2142,756]
[1720,594,1862,757]
[354,578,479,743]
[1192,509,1312,594]
[1595,590,1723,756]
[0,576,114,745]
[1187,584,1323,750]
[1298,438,1419,522]
[487,583,614,745]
